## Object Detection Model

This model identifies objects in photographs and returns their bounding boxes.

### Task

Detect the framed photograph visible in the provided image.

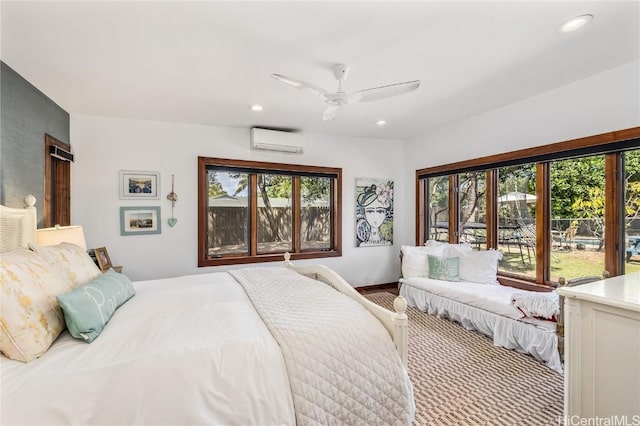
[119,170,160,199]
[94,247,112,272]
[120,206,162,236]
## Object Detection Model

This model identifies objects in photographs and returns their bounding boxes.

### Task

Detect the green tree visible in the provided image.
[208,171,226,197]
[624,150,640,225]
[550,156,605,219]
[557,151,640,249]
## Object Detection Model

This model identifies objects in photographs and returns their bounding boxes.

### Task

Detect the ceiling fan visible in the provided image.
[271,63,420,121]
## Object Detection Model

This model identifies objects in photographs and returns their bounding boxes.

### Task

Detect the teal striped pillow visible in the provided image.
[57,269,135,343]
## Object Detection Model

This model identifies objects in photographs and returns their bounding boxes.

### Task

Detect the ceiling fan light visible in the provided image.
[558,14,593,33]
[376,120,387,127]
[250,104,263,112]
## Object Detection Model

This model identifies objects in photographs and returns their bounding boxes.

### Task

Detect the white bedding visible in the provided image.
[231,267,414,425]
[400,276,557,329]
[400,277,562,372]
[1,272,296,425]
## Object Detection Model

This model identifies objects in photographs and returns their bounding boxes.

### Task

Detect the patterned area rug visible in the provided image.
[364,292,564,426]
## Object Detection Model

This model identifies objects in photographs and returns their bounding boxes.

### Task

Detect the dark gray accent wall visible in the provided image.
[1,61,70,226]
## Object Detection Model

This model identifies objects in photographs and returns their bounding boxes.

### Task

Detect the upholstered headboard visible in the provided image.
[0,195,37,253]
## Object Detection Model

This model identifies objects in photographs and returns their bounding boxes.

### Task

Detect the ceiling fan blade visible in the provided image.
[352,80,420,102]
[271,73,328,97]
[322,105,340,121]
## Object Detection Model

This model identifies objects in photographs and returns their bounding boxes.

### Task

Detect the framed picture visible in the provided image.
[120,206,162,236]
[94,247,112,272]
[355,178,394,247]
[119,170,160,199]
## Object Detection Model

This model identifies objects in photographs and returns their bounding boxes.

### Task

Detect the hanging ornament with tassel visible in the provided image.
[167,174,178,227]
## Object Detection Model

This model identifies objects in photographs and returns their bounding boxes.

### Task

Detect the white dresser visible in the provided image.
[558,273,640,419]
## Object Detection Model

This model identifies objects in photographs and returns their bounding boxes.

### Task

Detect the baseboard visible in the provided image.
[356,282,398,294]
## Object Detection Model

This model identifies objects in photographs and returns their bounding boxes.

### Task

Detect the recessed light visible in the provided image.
[376,120,387,127]
[250,104,264,112]
[558,14,593,33]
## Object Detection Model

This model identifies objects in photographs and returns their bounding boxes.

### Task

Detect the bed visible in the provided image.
[0,196,415,425]
[399,243,562,372]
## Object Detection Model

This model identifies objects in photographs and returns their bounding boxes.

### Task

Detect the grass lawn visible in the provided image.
[498,246,640,281]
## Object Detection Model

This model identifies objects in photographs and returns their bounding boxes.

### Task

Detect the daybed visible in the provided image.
[0,196,414,425]
[399,242,562,372]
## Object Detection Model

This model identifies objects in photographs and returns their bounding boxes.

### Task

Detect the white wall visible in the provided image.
[399,60,640,245]
[70,61,639,285]
[70,116,405,286]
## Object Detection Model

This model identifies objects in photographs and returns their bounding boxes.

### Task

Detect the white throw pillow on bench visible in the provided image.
[446,246,503,284]
[401,244,453,278]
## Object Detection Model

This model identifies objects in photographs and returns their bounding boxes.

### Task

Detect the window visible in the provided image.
[198,157,341,266]
[300,176,333,250]
[416,127,640,286]
[459,172,487,250]
[426,176,449,242]
[207,171,249,256]
[497,163,536,278]
[256,173,293,254]
[44,134,72,227]
[624,149,640,274]
[549,155,605,282]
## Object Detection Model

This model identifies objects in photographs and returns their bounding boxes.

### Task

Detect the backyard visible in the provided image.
[499,244,640,281]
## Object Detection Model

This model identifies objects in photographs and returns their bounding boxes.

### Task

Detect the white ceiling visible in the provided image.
[1,1,638,141]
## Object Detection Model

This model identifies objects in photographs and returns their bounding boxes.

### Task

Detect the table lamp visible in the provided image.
[36,225,87,250]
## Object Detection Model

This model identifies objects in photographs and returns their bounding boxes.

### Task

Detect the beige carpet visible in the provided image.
[364,292,564,426]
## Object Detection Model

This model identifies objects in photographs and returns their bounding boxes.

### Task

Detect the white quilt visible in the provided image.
[1,273,296,425]
[230,267,414,426]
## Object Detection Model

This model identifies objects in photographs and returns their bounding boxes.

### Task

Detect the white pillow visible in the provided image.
[28,242,101,288]
[425,239,473,252]
[401,245,447,278]
[446,247,503,285]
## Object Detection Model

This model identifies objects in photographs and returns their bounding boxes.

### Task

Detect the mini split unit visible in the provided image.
[250,128,305,154]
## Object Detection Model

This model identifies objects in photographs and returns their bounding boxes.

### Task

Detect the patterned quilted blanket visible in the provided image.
[230,267,414,426]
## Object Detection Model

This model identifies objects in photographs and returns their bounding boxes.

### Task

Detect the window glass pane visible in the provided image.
[301,176,332,250]
[550,155,605,282]
[257,174,292,253]
[459,172,486,250]
[497,164,536,278]
[427,177,449,241]
[207,171,249,256]
[624,149,640,274]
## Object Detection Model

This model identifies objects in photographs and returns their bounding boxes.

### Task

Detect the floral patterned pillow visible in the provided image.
[29,242,101,288]
[0,248,73,362]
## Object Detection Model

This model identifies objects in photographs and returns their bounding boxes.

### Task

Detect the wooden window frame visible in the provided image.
[198,157,342,267]
[416,127,640,288]
[44,134,71,227]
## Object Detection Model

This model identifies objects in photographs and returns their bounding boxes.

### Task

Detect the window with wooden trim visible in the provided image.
[44,134,72,227]
[198,157,342,267]
[416,127,640,286]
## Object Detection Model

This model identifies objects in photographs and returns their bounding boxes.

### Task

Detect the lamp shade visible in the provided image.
[36,225,87,250]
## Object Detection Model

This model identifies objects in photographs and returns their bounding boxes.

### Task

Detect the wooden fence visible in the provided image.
[207,206,330,248]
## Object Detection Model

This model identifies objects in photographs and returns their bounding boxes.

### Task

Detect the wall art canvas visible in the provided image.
[355,178,393,247]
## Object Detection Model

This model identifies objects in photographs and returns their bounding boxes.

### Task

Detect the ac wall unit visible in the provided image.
[250,128,305,154]
[49,145,74,162]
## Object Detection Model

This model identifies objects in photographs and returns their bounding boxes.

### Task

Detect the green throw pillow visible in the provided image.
[57,269,135,343]
[428,255,460,282]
